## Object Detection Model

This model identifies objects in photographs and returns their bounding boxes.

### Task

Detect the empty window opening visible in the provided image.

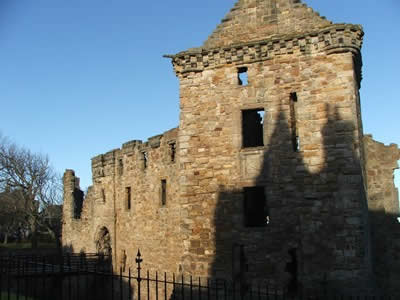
[161,179,167,206]
[142,151,148,169]
[101,189,106,203]
[285,248,299,295]
[118,159,123,176]
[73,188,84,219]
[243,186,268,227]
[290,92,298,102]
[238,67,248,86]
[295,136,300,152]
[125,187,131,210]
[290,92,300,152]
[170,142,176,162]
[242,109,264,148]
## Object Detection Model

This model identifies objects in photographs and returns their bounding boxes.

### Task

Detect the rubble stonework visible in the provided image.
[364,136,400,294]
[62,0,400,295]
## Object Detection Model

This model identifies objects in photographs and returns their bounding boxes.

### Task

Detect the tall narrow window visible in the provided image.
[118,159,123,175]
[170,142,176,162]
[238,67,248,86]
[242,109,264,148]
[161,179,167,206]
[73,188,84,219]
[101,189,106,203]
[243,186,268,227]
[142,151,148,169]
[125,187,131,210]
[290,92,300,152]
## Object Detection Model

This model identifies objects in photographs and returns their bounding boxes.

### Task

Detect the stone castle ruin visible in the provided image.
[62,0,400,294]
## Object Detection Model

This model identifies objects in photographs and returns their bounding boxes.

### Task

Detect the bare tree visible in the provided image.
[0,188,26,244]
[0,133,62,248]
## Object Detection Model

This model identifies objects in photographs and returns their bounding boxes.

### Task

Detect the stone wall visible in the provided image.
[62,0,400,295]
[364,135,400,293]
[63,128,183,273]
[174,44,371,293]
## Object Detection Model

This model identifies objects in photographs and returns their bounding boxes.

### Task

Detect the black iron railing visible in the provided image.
[0,251,393,300]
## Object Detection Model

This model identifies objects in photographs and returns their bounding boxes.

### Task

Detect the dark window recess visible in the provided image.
[170,143,176,162]
[101,189,106,203]
[118,159,123,175]
[126,187,131,210]
[290,92,300,152]
[238,67,248,86]
[244,187,268,227]
[73,188,84,219]
[242,109,264,148]
[295,136,300,152]
[161,179,167,206]
[142,152,148,169]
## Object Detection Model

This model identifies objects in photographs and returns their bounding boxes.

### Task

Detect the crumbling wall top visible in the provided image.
[364,134,400,167]
[90,128,178,180]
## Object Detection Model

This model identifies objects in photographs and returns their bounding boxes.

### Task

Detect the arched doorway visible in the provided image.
[95,226,112,257]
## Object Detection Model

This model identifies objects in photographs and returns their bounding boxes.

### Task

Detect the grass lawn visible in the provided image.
[0,291,36,299]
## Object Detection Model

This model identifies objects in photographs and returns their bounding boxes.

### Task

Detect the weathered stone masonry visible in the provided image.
[364,136,400,294]
[63,0,400,294]
[63,128,182,274]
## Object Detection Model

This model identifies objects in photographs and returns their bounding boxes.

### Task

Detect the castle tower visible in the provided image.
[168,0,369,293]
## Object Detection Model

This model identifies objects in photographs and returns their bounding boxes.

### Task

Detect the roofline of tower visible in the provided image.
[164,23,363,75]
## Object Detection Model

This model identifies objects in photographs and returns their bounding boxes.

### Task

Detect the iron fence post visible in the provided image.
[136,249,143,300]
[128,268,132,300]
[120,267,123,300]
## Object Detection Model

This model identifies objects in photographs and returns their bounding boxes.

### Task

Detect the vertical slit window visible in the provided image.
[170,142,176,162]
[126,187,131,210]
[118,159,123,176]
[142,151,148,169]
[101,189,106,203]
[161,179,167,206]
[242,108,265,148]
[290,92,300,152]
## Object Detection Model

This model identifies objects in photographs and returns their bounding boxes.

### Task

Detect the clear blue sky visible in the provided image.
[0,0,399,190]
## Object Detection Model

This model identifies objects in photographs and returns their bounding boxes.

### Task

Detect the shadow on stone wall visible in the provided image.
[209,104,379,296]
[368,209,400,295]
[60,104,399,299]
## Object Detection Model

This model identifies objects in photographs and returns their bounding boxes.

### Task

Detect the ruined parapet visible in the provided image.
[364,135,400,217]
[91,149,119,180]
[167,23,363,85]
[91,128,178,180]
[364,135,400,294]
[62,169,86,252]
[62,169,76,222]
[62,169,84,220]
